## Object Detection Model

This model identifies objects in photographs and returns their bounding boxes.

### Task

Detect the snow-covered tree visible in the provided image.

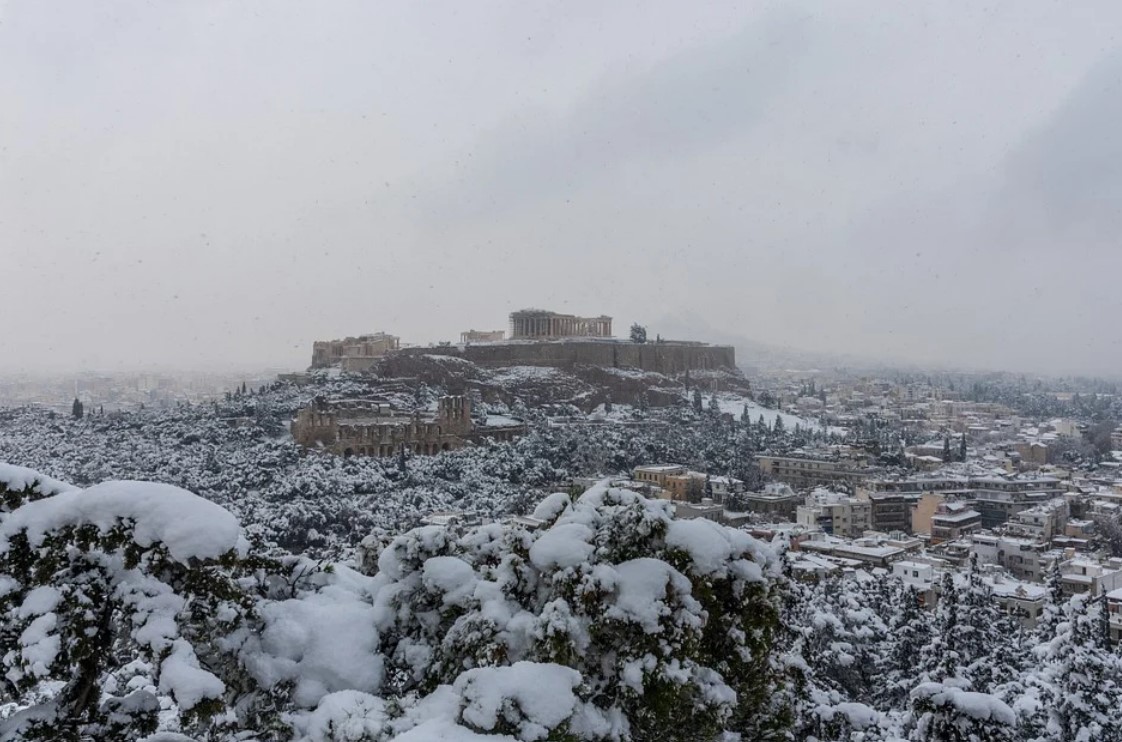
[908,682,1016,742]
[879,583,932,708]
[0,466,254,738]
[370,484,790,740]
[922,572,962,683]
[1037,593,1122,742]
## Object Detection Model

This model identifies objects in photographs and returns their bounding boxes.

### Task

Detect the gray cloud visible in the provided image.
[1,1,1120,376]
[422,8,813,223]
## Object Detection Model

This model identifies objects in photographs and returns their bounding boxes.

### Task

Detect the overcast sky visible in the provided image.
[2,1,1120,376]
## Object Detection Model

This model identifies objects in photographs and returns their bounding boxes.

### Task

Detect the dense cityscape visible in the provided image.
[2,309,1121,739]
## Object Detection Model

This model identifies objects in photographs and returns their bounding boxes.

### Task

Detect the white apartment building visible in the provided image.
[796,488,872,538]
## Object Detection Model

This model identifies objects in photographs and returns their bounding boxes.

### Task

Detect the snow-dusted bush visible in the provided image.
[908,682,1016,742]
[0,468,249,738]
[0,466,789,740]
[369,482,788,740]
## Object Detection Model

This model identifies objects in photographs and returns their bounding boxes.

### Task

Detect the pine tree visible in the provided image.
[909,683,1016,741]
[693,388,704,414]
[921,572,961,683]
[942,436,952,463]
[1036,559,1066,640]
[71,397,84,419]
[880,583,932,709]
[959,555,1022,694]
[959,433,967,462]
[1043,593,1122,741]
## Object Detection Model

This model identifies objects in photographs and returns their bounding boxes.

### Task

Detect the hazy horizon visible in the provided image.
[4,1,1120,377]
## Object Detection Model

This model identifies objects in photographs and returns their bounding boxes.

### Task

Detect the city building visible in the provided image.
[509,309,612,339]
[739,483,800,521]
[1005,498,1069,541]
[970,477,1063,529]
[1059,557,1122,597]
[912,492,973,536]
[970,533,1050,582]
[755,455,867,490]
[674,499,724,522]
[987,575,1047,627]
[633,464,692,499]
[796,489,872,538]
[1105,588,1122,644]
[799,535,908,568]
[631,464,741,503]
[929,502,981,543]
[858,490,915,533]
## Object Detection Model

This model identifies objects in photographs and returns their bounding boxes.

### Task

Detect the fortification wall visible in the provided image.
[402,340,735,375]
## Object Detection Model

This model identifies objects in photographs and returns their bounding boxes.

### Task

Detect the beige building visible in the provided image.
[740,483,800,520]
[929,502,981,543]
[1014,440,1051,466]
[632,465,740,503]
[509,309,612,339]
[633,464,693,499]
[311,332,400,370]
[292,395,523,458]
[292,395,473,457]
[755,455,867,490]
[461,329,506,343]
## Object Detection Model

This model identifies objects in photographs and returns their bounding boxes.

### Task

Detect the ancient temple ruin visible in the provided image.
[290,395,524,457]
[509,309,612,339]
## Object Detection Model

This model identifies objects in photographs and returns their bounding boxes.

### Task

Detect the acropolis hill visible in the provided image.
[309,309,736,376]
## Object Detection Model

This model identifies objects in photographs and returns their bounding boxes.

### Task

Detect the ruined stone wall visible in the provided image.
[402,340,735,375]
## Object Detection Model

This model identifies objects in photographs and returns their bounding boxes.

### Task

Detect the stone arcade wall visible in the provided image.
[400,340,736,375]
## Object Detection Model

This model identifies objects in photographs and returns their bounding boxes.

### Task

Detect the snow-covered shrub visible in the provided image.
[1,464,792,740]
[370,483,787,740]
[908,682,1016,742]
[0,468,279,739]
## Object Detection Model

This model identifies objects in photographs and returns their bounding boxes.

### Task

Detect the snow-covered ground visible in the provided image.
[709,393,822,431]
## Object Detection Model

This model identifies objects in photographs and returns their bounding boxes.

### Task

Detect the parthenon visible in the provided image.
[509,309,612,339]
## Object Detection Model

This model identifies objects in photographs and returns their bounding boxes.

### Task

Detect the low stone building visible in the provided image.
[461,329,506,343]
[739,483,800,521]
[291,395,522,457]
[311,332,400,370]
[756,454,868,490]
